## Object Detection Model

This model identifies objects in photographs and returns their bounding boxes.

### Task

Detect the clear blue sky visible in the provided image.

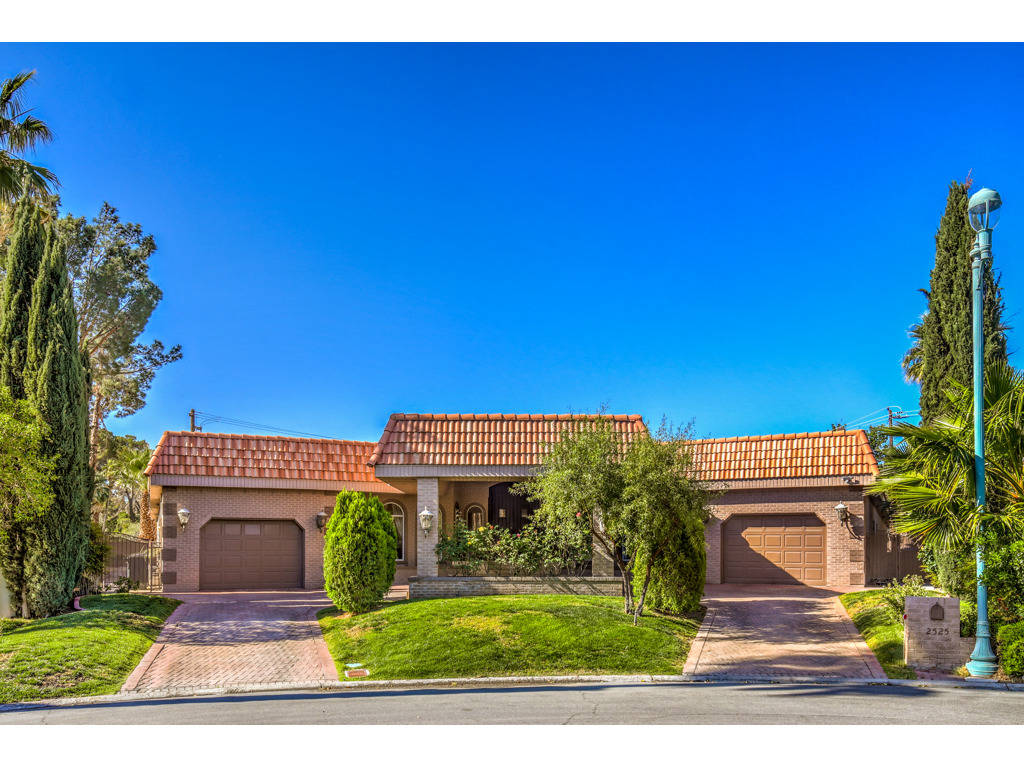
[4,43,1023,447]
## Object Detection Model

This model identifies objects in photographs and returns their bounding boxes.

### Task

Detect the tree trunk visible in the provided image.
[88,387,103,472]
[139,484,155,540]
[633,559,653,626]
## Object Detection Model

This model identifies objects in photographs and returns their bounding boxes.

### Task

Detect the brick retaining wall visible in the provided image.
[408,576,623,599]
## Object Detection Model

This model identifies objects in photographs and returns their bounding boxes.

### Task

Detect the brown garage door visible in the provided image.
[722,514,826,586]
[200,519,303,590]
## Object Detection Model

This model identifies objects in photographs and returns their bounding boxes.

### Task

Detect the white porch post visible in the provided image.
[416,477,440,577]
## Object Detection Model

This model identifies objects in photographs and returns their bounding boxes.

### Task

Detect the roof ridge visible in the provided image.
[154,430,375,445]
[688,428,863,444]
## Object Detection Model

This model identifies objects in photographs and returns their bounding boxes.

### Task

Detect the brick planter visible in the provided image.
[408,576,623,599]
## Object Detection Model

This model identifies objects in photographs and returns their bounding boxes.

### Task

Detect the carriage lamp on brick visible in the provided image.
[177,507,191,528]
[316,509,330,531]
[419,507,436,532]
[834,502,850,524]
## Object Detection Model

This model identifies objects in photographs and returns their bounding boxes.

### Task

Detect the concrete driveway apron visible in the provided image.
[122,591,338,693]
[683,585,885,679]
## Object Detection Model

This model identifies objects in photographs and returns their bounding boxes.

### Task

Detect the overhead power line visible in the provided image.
[189,409,340,440]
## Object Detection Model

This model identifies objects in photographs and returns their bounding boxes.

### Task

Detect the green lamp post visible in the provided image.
[965,186,1002,678]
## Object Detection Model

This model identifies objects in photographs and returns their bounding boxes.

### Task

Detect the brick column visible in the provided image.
[704,516,722,584]
[591,534,615,576]
[416,477,440,577]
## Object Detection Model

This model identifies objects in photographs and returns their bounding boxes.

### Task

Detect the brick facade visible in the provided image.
[157,485,415,593]
[704,481,870,588]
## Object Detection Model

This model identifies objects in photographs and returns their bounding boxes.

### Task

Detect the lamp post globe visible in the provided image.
[965,186,1002,679]
[968,188,1002,233]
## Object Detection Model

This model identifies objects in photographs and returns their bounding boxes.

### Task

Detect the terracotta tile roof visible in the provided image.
[369,413,648,466]
[689,430,878,481]
[145,431,397,491]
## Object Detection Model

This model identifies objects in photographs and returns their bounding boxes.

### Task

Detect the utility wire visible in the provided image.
[192,410,341,440]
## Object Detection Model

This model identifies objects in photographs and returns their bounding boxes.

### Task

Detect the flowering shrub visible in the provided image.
[436,518,590,576]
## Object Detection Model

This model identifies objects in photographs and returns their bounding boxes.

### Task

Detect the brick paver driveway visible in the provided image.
[122,591,338,694]
[683,585,885,679]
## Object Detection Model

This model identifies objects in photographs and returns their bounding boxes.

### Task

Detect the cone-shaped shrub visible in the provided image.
[323,491,397,613]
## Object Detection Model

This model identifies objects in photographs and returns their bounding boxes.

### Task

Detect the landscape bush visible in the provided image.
[630,512,705,615]
[323,491,397,613]
[996,621,1024,679]
[436,519,591,577]
[880,574,935,624]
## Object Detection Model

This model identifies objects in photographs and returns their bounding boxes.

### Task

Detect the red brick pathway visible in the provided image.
[122,591,338,693]
[683,584,885,679]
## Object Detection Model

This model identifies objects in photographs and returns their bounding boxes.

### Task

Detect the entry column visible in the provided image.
[416,477,440,577]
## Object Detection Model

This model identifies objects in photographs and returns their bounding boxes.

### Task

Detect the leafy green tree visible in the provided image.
[623,424,712,622]
[59,203,181,469]
[0,388,55,613]
[0,71,58,211]
[524,419,633,609]
[323,491,398,613]
[903,180,1008,421]
[524,417,714,620]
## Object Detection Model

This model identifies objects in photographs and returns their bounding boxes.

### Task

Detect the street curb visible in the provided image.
[3,672,1023,713]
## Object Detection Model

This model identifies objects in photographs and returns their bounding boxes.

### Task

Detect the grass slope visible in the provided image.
[0,594,181,703]
[840,590,916,679]
[318,594,703,680]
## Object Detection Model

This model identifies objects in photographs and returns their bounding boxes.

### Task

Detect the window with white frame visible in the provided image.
[384,501,405,562]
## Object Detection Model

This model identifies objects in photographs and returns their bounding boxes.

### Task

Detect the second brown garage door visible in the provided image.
[722,514,826,586]
[200,519,303,590]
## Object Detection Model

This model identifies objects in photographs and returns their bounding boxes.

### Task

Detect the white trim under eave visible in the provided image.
[371,465,537,479]
[372,465,876,488]
[147,474,401,493]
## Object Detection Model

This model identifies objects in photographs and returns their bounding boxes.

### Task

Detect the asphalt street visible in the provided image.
[3,681,1024,725]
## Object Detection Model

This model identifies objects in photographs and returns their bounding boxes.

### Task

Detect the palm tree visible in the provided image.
[868,361,1024,548]
[106,445,152,536]
[0,70,58,206]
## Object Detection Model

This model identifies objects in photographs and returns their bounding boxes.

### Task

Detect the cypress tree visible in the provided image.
[903,180,1010,599]
[22,227,90,616]
[0,197,48,614]
[0,198,47,399]
[906,180,1009,420]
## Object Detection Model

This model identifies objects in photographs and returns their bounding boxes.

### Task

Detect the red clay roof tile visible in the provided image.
[368,413,647,467]
[689,429,878,481]
[145,431,398,491]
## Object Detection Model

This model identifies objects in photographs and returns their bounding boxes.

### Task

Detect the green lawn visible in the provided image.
[840,590,916,679]
[0,594,181,703]
[318,594,704,680]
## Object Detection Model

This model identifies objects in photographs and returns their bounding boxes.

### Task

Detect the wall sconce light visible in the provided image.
[316,509,330,531]
[834,502,850,524]
[419,507,436,532]
[177,508,191,529]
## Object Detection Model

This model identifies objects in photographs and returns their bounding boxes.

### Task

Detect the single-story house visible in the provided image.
[145,413,917,594]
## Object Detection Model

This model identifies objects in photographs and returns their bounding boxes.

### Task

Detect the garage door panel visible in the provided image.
[723,514,826,585]
[200,519,303,590]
